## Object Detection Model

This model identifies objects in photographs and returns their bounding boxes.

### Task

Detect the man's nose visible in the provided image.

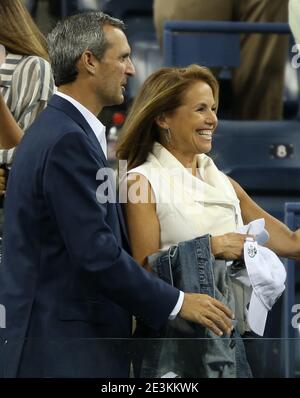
[126,57,135,76]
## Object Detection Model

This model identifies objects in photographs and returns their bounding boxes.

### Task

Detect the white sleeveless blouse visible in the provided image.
[127,142,250,333]
[128,142,243,250]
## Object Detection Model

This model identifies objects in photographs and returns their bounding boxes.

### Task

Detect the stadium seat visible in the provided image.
[163,20,298,119]
[99,0,153,20]
[60,0,99,17]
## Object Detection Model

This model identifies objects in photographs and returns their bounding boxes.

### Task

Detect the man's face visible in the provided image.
[95,24,135,107]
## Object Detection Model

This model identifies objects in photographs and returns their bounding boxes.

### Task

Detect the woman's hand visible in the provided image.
[211,232,252,260]
[179,292,234,336]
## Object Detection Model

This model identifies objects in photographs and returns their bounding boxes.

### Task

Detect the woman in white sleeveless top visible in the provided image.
[117,65,300,371]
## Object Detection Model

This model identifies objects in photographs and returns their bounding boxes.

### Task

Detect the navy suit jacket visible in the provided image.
[0,95,179,377]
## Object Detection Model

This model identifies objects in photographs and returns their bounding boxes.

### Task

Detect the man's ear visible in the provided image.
[155,114,169,130]
[78,50,97,75]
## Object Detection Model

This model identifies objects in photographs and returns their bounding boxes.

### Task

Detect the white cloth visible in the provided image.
[55,91,107,157]
[244,239,286,336]
[238,218,269,246]
[227,218,270,333]
[228,220,286,336]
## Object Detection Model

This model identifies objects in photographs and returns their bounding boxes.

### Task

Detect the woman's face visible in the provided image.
[164,80,218,156]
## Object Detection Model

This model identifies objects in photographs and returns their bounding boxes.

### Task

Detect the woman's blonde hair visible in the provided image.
[116,64,219,169]
[0,0,48,60]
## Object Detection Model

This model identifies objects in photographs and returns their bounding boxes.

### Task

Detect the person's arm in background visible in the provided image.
[0,57,55,192]
[0,167,6,195]
[0,92,23,148]
[230,176,300,260]
[11,56,55,134]
[0,57,55,153]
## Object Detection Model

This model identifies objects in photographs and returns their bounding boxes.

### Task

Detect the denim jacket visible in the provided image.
[133,235,252,378]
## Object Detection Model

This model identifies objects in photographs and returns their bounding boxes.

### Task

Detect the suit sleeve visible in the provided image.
[43,131,179,329]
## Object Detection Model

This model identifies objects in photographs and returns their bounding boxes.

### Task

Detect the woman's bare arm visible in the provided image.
[229,176,300,260]
[123,173,160,268]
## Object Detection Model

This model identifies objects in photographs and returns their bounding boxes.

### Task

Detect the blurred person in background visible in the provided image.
[154,0,289,121]
[0,0,54,233]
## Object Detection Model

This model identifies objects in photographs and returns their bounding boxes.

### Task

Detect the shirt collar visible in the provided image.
[55,91,107,158]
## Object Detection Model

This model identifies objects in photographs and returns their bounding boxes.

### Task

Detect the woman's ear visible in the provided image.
[155,114,169,130]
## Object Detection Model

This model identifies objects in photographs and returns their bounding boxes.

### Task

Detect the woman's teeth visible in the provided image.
[197,130,212,136]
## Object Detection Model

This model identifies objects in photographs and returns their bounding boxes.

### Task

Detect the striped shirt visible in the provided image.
[0,52,55,166]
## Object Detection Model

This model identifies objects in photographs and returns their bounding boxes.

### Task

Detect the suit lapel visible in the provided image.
[48,95,130,247]
[49,95,108,165]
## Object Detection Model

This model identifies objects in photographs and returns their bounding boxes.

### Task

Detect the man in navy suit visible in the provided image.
[0,11,233,377]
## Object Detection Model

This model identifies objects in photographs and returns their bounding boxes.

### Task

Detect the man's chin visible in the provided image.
[114,94,124,106]
[104,95,124,108]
